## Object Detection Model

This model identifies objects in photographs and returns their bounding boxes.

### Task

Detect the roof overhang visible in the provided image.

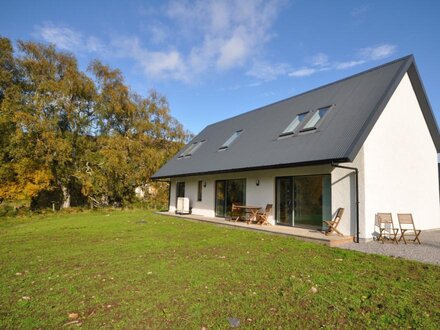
[151,157,349,180]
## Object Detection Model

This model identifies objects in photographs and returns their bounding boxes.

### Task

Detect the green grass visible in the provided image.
[1,210,439,329]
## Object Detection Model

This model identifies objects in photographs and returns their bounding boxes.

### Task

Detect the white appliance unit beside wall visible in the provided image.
[176,197,191,215]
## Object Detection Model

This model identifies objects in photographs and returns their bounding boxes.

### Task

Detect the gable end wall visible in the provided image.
[362,73,440,237]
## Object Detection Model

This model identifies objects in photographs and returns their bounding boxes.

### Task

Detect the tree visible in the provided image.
[0,37,189,208]
[78,61,189,205]
[9,41,96,207]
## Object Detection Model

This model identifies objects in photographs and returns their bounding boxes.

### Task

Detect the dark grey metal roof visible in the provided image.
[153,55,440,179]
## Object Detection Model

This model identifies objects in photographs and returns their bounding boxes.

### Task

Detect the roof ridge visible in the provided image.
[206,55,414,129]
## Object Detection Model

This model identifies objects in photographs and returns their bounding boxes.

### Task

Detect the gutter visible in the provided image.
[331,162,360,243]
[151,157,349,180]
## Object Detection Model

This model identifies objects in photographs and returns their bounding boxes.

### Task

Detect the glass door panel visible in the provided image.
[276,177,293,225]
[215,180,226,217]
[176,182,185,206]
[215,179,246,217]
[226,180,246,217]
[293,175,331,228]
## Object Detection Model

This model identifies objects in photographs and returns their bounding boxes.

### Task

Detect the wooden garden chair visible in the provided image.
[256,204,273,225]
[376,213,399,244]
[397,213,421,244]
[230,202,244,222]
[323,208,344,236]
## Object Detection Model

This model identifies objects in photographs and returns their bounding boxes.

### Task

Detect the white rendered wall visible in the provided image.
[362,73,440,236]
[330,148,365,237]
[168,164,356,235]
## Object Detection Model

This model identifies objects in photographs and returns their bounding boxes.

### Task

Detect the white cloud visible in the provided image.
[289,44,397,78]
[359,44,397,60]
[310,53,329,67]
[334,60,365,70]
[246,61,291,81]
[34,22,107,55]
[85,36,105,53]
[33,11,397,86]
[114,37,189,82]
[164,0,281,71]
[34,1,283,83]
[34,23,82,51]
[146,23,169,44]
[288,67,317,77]
[217,30,248,69]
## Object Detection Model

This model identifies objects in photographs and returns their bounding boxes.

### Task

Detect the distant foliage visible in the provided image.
[0,37,190,209]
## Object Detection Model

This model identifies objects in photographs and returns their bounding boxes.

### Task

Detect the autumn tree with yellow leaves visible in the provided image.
[0,37,189,209]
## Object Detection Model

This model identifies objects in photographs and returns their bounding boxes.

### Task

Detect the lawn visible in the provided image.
[0,210,439,329]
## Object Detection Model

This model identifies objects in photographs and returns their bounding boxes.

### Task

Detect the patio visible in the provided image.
[157,211,354,247]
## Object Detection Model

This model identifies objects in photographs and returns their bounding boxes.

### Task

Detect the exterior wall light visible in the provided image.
[256,179,260,186]
[203,181,207,188]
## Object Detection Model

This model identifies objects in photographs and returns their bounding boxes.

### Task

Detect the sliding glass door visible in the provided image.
[215,179,246,217]
[275,177,293,225]
[276,175,331,228]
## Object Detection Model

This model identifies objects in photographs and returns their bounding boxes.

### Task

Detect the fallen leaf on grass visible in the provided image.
[68,313,79,320]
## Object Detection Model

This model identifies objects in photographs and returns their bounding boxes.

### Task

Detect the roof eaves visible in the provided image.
[151,157,349,180]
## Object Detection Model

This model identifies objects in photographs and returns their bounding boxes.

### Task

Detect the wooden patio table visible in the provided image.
[235,205,262,224]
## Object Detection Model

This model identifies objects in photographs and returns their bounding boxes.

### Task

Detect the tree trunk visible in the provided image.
[61,185,71,208]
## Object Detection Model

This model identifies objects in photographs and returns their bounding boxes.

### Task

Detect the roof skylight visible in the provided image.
[301,105,332,131]
[280,112,308,137]
[178,140,205,159]
[219,130,243,150]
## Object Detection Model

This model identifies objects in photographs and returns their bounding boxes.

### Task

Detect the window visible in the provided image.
[178,140,206,159]
[280,112,308,137]
[219,130,243,150]
[197,181,203,202]
[301,106,331,131]
[176,182,185,205]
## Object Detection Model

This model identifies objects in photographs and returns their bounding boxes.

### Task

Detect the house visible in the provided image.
[152,55,440,242]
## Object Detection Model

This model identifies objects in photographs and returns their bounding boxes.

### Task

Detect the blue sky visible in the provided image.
[1,0,440,135]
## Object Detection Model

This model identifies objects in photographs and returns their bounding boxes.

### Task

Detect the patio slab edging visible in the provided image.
[156,211,354,247]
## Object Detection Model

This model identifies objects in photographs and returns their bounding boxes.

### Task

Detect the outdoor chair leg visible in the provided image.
[400,229,407,244]
[333,228,344,236]
[414,230,421,244]
[393,230,399,244]
[378,229,384,244]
